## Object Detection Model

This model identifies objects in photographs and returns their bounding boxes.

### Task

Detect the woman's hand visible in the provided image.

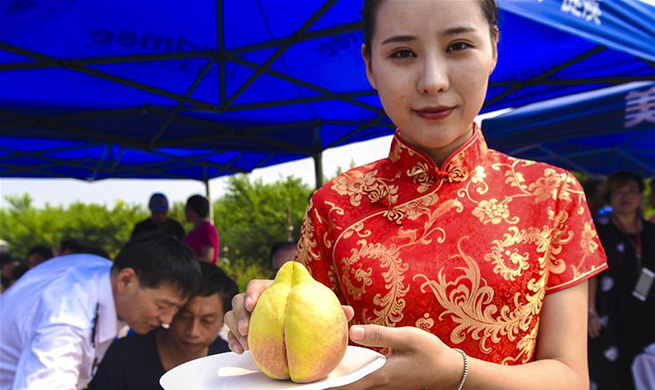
[223,278,355,354]
[588,309,602,339]
[329,325,463,390]
[223,279,272,353]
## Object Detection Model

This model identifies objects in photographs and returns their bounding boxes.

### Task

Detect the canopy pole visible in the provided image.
[203,166,214,224]
[313,153,323,190]
[313,124,323,190]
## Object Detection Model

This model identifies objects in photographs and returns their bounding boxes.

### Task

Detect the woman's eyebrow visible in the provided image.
[441,26,477,36]
[381,35,417,45]
[380,26,478,46]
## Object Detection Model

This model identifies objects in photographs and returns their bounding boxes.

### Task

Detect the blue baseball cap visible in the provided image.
[148,193,169,211]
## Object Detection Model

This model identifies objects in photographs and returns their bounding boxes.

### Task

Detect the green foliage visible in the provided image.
[218,258,271,292]
[0,175,312,286]
[0,194,147,259]
[213,175,313,266]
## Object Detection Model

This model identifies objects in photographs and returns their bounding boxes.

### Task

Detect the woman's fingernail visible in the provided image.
[350,326,365,341]
[245,296,253,309]
[238,320,246,333]
[240,337,248,349]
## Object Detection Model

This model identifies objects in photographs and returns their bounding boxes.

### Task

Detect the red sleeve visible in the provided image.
[295,194,346,304]
[546,171,608,294]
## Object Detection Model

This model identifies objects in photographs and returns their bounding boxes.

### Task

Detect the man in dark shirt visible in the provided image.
[131,193,185,241]
[88,262,238,390]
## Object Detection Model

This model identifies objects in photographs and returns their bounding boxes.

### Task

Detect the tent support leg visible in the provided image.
[203,166,214,223]
[313,125,323,190]
[313,152,323,191]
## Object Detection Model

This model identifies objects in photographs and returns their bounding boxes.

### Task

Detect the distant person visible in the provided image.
[0,253,16,292]
[86,247,111,260]
[7,263,29,288]
[25,245,54,268]
[270,241,297,277]
[59,238,87,256]
[588,171,655,390]
[582,177,607,220]
[88,262,238,390]
[131,193,185,241]
[0,233,201,390]
[183,195,219,264]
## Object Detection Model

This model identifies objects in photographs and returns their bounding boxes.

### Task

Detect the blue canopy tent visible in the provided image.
[0,0,653,186]
[482,81,655,178]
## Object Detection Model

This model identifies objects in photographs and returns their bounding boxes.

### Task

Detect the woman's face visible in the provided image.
[363,0,496,158]
[610,182,643,216]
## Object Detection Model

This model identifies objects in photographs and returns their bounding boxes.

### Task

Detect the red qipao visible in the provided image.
[297,124,607,366]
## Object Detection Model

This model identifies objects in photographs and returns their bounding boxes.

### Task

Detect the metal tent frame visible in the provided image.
[1,0,654,189]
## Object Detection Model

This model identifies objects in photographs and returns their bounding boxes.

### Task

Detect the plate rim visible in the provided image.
[160,345,386,390]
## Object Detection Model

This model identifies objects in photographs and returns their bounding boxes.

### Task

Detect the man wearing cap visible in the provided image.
[131,193,185,241]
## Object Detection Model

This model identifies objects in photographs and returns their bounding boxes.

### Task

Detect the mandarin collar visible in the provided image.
[388,122,488,186]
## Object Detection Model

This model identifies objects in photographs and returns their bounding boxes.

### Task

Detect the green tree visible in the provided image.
[0,174,314,291]
[0,194,147,259]
[214,174,313,267]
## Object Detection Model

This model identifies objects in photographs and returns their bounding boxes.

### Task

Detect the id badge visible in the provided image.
[632,267,655,302]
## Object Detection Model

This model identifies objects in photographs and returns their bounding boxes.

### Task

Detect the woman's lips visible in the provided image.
[413,107,454,120]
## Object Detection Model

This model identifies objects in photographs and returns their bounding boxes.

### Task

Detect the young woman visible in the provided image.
[588,171,655,390]
[224,1,607,389]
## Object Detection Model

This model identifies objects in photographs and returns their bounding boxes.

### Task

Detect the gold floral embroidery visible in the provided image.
[529,168,570,203]
[320,130,603,366]
[382,208,405,224]
[407,162,434,193]
[445,152,469,183]
[345,242,409,326]
[491,158,535,197]
[296,201,319,266]
[383,193,440,224]
[414,237,546,359]
[345,263,373,300]
[548,209,573,276]
[341,220,371,241]
[472,199,512,225]
[472,165,487,184]
[580,221,599,256]
[485,226,551,281]
[504,168,526,190]
[416,313,435,331]
[324,201,345,248]
[403,193,439,221]
[566,220,602,278]
[327,262,341,295]
[331,170,399,207]
[331,170,374,206]
[502,324,539,365]
[390,140,403,163]
[339,196,462,327]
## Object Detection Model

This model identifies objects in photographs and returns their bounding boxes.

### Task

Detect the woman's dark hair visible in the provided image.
[362,0,499,58]
[197,262,239,314]
[186,194,210,219]
[603,170,645,203]
[112,232,201,299]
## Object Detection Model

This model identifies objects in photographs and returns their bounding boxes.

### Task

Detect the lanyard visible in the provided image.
[91,304,100,376]
[611,215,643,262]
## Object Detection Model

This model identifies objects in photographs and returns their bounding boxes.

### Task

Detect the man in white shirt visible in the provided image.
[0,233,201,390]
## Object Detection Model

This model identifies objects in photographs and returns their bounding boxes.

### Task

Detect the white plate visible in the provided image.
[160,346,386,390]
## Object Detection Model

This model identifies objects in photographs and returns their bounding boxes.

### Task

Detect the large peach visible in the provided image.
[248,261,348,383]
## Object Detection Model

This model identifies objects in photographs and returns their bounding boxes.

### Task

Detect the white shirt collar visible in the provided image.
[96,269,125,344]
